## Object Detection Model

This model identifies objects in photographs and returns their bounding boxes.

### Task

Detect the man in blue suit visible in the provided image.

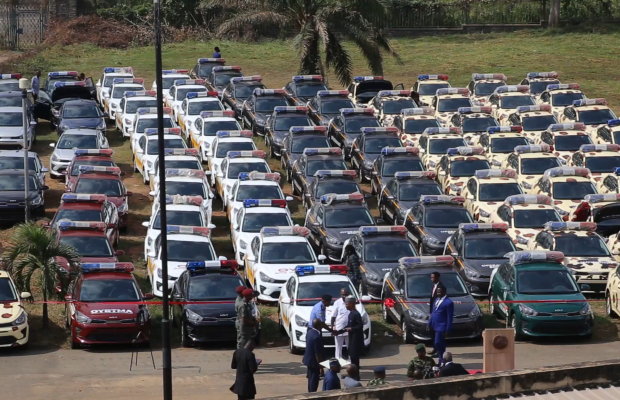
[428,286,453,365]
[302,318,326,392]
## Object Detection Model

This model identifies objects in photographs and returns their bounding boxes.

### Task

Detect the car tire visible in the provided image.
[181,321,192,348]
[510,313,524,341]
[381,297,393,324]
[371,181,376,195]
[170,307,177,328]
[254,330,261,346]
[268,145,274,159]
[288,326,301,355]
[606,292,618,318]
[278,307,287,335]
[402,319,413,344]
[132,157,138,173]
[71,335,80,349]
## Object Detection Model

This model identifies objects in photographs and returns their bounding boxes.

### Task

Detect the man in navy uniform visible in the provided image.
[302,318,326,392]
[428,286,453,365]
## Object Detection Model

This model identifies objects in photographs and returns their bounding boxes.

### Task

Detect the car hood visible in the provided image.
[363,261,399,277]
[296,303,366,324]
[407,294,476,316]
[324,227,360,244]
[0,191,39,202]
[425,227,457,243]
[60,117,102,129]
[564,256,617,271]
[462,258,504,278]
[0,301,23,323]
[0,127,24,137]
[76,302,141,319]
[273,130,289,141]
[184,302,237,318]
[516,293,587,313]
[52,86,92,102]
[54,148,77,160]
[259,264,301,279]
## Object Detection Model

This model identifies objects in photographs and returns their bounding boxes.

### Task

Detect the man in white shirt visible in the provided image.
[31,70,41,101]
[330,288,350,359]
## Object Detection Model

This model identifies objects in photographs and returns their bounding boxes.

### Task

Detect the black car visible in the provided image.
[307,90,355,127]
[346,76,398,107]
[305,192,376,261]
[379,172,442,225]
[370,146,425,195]
[222,75,266,119]
[55,99,107,135]
[206,66,243,98]
[304,169,362,210]
[381,257,483,343]
[519,72,560,95]
[264,106,313,158]
[404,195,474,255]
[280,126,330,177]
[328,108,381,159]
[444,223,515,296]
[242,89,292,138]
[342,226,417,298]
[283,75,328,106]
[190,58,226,80]
[289,147,347,198]
[0,170,48,222]
[43,71,96,98]
[171,260,260,347]
[350,127,402,182]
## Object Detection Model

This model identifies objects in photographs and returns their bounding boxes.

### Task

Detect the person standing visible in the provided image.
[437,352,469,377]
[234,286,246,345]
[31,70,41,101]
[213,46,222,58]
[428,286,453,365]
[345,248,362,289]
[330,288,350,360]
[308,294,332,331]
[342,296,363,369]
[367,366,388,386]
[343,364,362,388]
[428,271,445,356]
[231,340,260,400]
[322,358,341,391]
[303,318,326,393]
[238,289,257,349]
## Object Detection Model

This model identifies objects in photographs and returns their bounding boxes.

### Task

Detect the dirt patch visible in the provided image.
[43,16,141,49]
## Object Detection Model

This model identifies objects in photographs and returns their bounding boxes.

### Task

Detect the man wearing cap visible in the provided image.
[322,358,341,391]
[308,294,332,331]
[238,289,257,349]
[367,366,388,386]
[235,286,246,345]
[407,344,436,379]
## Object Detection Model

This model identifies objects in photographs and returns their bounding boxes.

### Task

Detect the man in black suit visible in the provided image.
[428,271,445,356]
[231,340,260,400]
[343,296,364,369]
[438,352,469,377]
[302,318,326,392]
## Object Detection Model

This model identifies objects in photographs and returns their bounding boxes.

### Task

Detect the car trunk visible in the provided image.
[593,203,620,236]
[51,86,93,103]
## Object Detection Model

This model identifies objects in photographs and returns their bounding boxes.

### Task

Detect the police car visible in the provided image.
[378,171,442,225]
[504,105,558,141]
[64,149,116,191]
[55,221,120,270]
[133,128,185,184]
[531,167,597,217]
[177,92,223,137]
[327,108,381,159]
[604,257,620,317]
[307,90,355,127]
[149,169,214,221]
[304,170,362,210]
[281,126,330,175]
[152,69,190,100]
[418,127,466,171]
[225,171,291,220]
[165,79,208,121]
[282,75,329,106]
[0,73,21,92]
[448,106,499,145]
[96,67,133,106]
[536,123,592,162]
[105,78,145,119]
[431,88,473,126]
[526,222,615,293]
[264,106,314,158]
[241,88,292,136]
[486,85,534,123]
[289,148,347,198]
[558,99,617,136]
[366,90,417,126]
[436,147,491,195]
[222,76,266,118]
[279,264,371,353]
[0,149,48,185]
[411,74,451,107]
[214,151,270,200]
[206,66,244,97]
[148,148,202,192]
[351,127,402,182]
[347,76,397,107]
[519,71,560,97]
[569,144,620,179]
[146,225,220,297]
[569,194,620,238]
[502,145,563,193]
[188,110,241,163]
[305,193,377,261]
[461,169,523,222]
[537,83,586,119]
[370,147,425,196]
[207,131,256,180]
[0,270,29,348]
[444,222,516,296]
[593,119,620,145]
[44,71,80,95]
[467,73,507,106]
[596,169,620,196]
[129,107,176,145]
[392,107,440,146]
[404,195,474,255]
[189,57,226,80]
[489,194,562,249]
[115,90,158,138]
[478,126,529,168]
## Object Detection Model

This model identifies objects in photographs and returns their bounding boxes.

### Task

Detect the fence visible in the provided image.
[0,4,48,50]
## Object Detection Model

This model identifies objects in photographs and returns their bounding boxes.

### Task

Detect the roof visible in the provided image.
[187,97,220,103]
[63,99,97,105]
[139,114,172,119]
[167,234,211,243]
[245,207,288,215]
[502,385,620,399]
[519,152,556,159]
[202,117,236,122]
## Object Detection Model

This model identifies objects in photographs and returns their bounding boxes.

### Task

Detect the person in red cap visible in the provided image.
[238,289,257,348]
[235,286,247,343]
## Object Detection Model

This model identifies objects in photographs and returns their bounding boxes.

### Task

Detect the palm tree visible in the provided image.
[3,223,81,328]
[203,0,400,86]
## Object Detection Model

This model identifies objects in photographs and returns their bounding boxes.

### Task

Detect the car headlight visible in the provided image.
[239,239,247,250]
[125,118,132,125]
[428,160,436,168]
[464,267,480,279]
[75,311,91,324]
[30,196,42,205]
[12,311,27,326]
[259,271,276,283]
[518,304,538,316]
[118,202,128,213]
[363,159,373,169]
[111,103,117,109]
[492,160,502,166]
[580,303,592,316]
[51,154,60,162]
[147,237,153,246]
[98,120,107,129]
[449,184,461,193]
[157,268,163,279]
[365,271,382,284]
[362,313,369,325]
[424,235,441,246]
[273,136,283,145]
[326,236,342,246]
[469,306,482,318]
[186,309,202,323]
[146,161,153,168]
[478,208,491,218]
[521,181,532,190]
[516,235,529,245]
[295,314,308,327]
[408,308,429,322]
[554,206,569,216]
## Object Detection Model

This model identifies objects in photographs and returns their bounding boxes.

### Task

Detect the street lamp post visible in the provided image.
[153,0,173,399]
[19,78,30,222]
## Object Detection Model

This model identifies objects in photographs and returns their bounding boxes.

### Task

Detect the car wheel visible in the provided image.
[254,330,261,346]
[606,292,618,318]
[181,321,192,348]
[132,157,138,172]
[278,307,287,334]
[402,319,413,344]
[268,145,274,159]
[289,326,301,355]
[381,297,393,323]
[65,312,70,329]
[510,313,523,341]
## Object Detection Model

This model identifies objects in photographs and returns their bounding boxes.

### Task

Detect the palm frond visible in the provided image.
[217,11,290,36]
[323,30,353,86]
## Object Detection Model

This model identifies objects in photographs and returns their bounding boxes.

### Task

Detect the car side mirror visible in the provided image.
[147,251,157,259]
[102,113,109,118]
[371,171,378,176]
[21,292,31,299]
[49,142,56,148]
[280,298,290,305]
[149,191,156,197]
[413,221,420,226]
[466,194,474,200]
[375,218,385,224]
[312,222,320,227]
[438,171,446,176]
[143,293,155,300]
[392,290,402,296]
[142,221,150,228]
[107,222,117,228]
[295,171,302,175]
[173,292,184,300]
[246,254,255,262]
[353,148,360,152]
[304,193,311,197]
[318,254,327,262]
[469,285,480,294]
[208,224,216,229]
[361,295,372,302]
[285,196,294,201]
[613,250,620,256]
[61,170,67,175]
[218,256,228,261]
[126,191,133,196]
[116,250,125,256]
[30,121,37,126]
[387,195,394,200]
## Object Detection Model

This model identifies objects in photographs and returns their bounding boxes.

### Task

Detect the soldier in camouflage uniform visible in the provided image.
[406,343,436,379]
[367,366,388,386]
[234,286,246,345]
[237,289,257,348]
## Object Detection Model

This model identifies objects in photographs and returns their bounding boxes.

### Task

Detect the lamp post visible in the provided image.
[19,78,30,222]
[153,0,173,399]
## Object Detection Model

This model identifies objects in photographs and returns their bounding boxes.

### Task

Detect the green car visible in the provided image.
[489,250,593,340]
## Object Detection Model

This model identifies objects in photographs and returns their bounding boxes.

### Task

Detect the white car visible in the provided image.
[279,264,371,353]
[214,150,270,200]
[188,110,241,163]
[177,92,224,139]
[0,106,36,150]
[49,129,109,178]
[149,148,202,192]
[149,169,214,222]
[96,67,133,106]
[104,78,145,120]
[163,79,208,122]
[225,171,292,220]
[411,74,451,108]
[115,90,157,137]
[0,270,30,348]
[129,107,176,148]
[0,73,22,92]
[133,127,185,183]
[152,69,190,101]
[207,131,256,179]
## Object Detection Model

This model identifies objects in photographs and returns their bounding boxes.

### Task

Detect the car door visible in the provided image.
[280,277,294,329]
[383,179,399,223]
[491,263,508,316]
[247,236,261,282]
[85,77,97,98]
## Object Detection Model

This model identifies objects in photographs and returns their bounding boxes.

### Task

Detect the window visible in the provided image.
[466,179,477,200]
[60,236,113,257]
[513,209,561,228]
[364,137,403,154]
[306,159,347,176]
[585,156,620,173]
[255,98,289,113]
[147,138,184,155]
[551,92,585,107]
[418,83,450,96]
[500,96,535,109]
[260,242,315,264]
[345,117,381,133]
[227,162,269,179]
[242,213,291,233]
[202,121,241,136]
[522,116,558,131]
[216,141,255,158]
[490,137,529,154]
[382,99,417,114]
[554,235,611,257]
[475,82,506,96]
[552,182,596,200]
[53,209,102,226]
[478,183,522,202]
[364,240,416,262]
[437,98,472,112]
[407,273,467,298]
[520,158,561,175]
[153,210,202,229]
[112,86,143,99]
[424,208,473,227]
[462,117,498,133]
[324,207,374,228]
[296,281,356,306]
[517,269,578,294]
[236,185,282,201]
[136,118,174,133]
[429,138,467,155]
[274,116,312,131]
[75,178,122,197]
[188,101,223,115]
[126,99,158,114]
[404,119,441,134]
[235,84,265,99]
[315,181,361,198]
[449,159,491,177]
[79,279,140,301]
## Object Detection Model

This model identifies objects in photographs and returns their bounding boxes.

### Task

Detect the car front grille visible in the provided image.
[188,325,236,341]
[0,336,18,345]
[85,332,138,342]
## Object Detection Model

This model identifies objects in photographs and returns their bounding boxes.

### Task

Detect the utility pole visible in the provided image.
[19,78,30,222]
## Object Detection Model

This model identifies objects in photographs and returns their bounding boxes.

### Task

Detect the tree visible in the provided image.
[3,223,80,328]
[203,0,400,86]
[549,0,560,28]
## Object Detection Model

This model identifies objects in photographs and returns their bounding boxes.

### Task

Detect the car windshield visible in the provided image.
[235,84,265,99]
[382,159,425,176]
[0,278,17,301]
[236,185,282,201]
[517,269,578,294]
[419,83,450,96]
[291,136,330,153]
[296,83,328,98]
[479,183,522,201]
[0,112,23,126]
[585,156,620,173]
[555,235,611,257]
[475,82,505,96]
[554,135,592,151]
[167,240,215,262]
[126,99,158,114]
[404,119,441,134]
[216,142,255,158]
[306,159,347,176]
[53,209,102,226]
[530,80,560,94]
[136,118,174,133]
[345,117,381,133]
[260,242,315,264]
[425,208,473,227]
[325,207,374,228]
[0,97,22,107]
[227,162,269,179]
[315,181,360,198]
[578,109,617,125]
[153,211,202,229]
[462,117,498,133]
[365,240,416,262]
[382,99,417,114]
[500,96,535,109]
[490,137,530,153]
[399,182,442,201]
[321,99,356,115]
[75,179,122,196]
[520,157,561,174]
[274,116,312,131]
[166,181,206,197]
[464,237,515,259]
[162,76,188,89]
[450,159,491,177]
[103,75,133,87]
[203,121,240,136]
[176,87,206,101]
[61,236,113,257]
[188,101,222,115]
[438,98,472,112]
[296,281,356,306]
[364,137,403,154]
[71,160,114,176]
[553,182,596,200]
[0,175,37,191]
[255,98,289,113]
[58,134,98,149]
[215,73,243,86]
[112,86,143,99]
[551,93,585,107]
[48,77,77,91]
[243,213,291,233]
[79,279,140,301]
[188,275,244,301]
[163,160,202,170]
[429,138,467,154]
[513,209,562,228]
[147,138,184,155]
[522,116,558,131]
[407,273,468,298]
[0,82,19,91]
[198,64,222,77]
[0,157,37,171]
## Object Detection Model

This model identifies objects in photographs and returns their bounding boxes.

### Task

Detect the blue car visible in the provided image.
[55,99,107,135]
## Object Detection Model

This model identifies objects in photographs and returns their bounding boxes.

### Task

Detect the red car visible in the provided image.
[48,194,120,247]
[56,221,122,272]
[64,262,153,348]
[68,166,132,231]
[64,149,118,192]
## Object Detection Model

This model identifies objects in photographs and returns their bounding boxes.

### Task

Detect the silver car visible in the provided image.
[0,150,48,185]
[0,106,36,149]
[49,129,109,178]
